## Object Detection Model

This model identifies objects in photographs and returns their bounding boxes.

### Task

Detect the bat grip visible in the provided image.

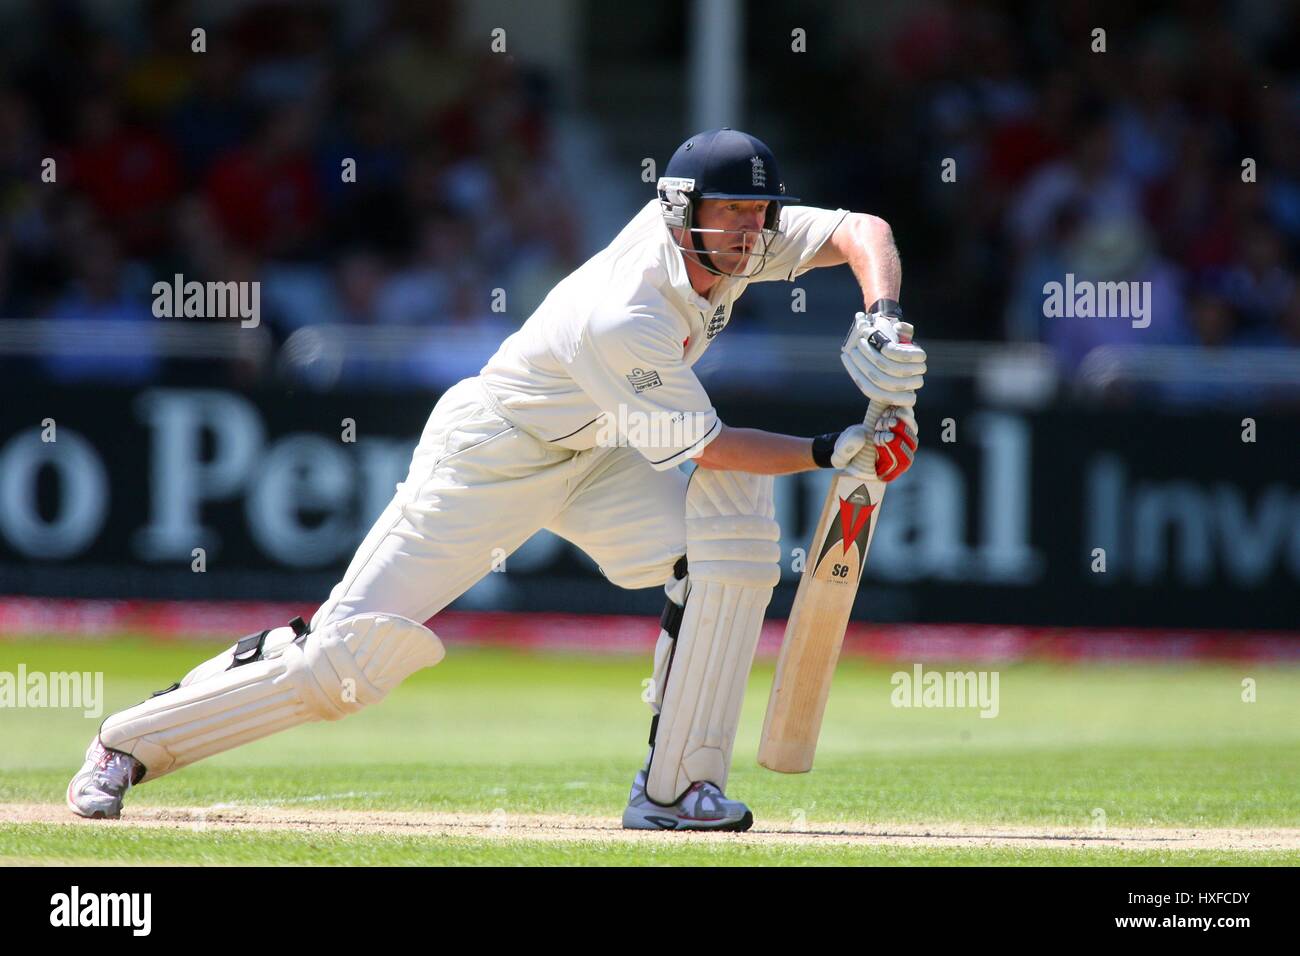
[864,398,889,430]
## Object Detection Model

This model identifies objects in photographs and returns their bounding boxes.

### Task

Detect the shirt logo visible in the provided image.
[626,367,663,392]
[751,156,766,188]
[705,304,728,340]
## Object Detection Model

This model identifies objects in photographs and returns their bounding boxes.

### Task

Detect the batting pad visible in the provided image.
[100,613,444,782]
[646,470,780,805]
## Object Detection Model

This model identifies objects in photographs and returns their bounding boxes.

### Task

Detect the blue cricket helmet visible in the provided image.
[657,128,801,277]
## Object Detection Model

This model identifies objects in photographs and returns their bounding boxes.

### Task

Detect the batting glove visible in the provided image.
[841,305,927,407]
[867,406,918,481]
[812,405,919,482]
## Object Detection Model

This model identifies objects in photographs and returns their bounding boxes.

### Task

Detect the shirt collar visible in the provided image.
[664,244,745,313]
[657,208,715,313]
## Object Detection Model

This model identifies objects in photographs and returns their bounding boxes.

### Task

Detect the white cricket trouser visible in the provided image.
[311,377,689,630]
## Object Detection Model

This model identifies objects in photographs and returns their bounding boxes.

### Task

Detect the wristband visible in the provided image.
[865,298,904,319]
[811,431,841,469]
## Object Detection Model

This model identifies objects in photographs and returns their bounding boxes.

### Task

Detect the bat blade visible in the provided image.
[758,470,887,773]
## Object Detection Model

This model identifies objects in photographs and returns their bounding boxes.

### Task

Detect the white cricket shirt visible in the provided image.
[478,199,849,470]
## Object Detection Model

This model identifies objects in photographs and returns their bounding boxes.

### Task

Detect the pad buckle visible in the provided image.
[229,630,269,669]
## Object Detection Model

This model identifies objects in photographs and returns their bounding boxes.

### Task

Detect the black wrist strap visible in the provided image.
[811,431,841,469]
[865,298,904,319]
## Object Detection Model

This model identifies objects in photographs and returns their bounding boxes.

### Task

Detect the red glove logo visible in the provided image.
[875,418,917,482]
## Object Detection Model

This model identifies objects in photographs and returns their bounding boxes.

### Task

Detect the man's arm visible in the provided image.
[693,215,907,475]
[693,414,915,483]
[692,424,818,475]
[804,213,902,309]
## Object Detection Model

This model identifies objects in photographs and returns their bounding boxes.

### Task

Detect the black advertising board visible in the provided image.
[0,385,1295,629]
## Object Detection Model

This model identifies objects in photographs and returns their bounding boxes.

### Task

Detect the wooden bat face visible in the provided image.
[810,479,880,586]
[758,471,887,774]
[760,314,914,774]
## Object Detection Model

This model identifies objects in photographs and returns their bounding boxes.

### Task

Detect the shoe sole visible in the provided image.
[622,809,754,832]
[703,810,753,832]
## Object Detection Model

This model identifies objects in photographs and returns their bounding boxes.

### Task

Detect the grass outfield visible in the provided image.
[1,637,1297,865]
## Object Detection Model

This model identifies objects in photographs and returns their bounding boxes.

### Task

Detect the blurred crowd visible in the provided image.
[0,0,579,384]
[2,0,1298,396]
[796,0,1300,373]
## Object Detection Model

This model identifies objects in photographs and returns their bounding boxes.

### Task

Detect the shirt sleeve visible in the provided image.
[749,205,850,283]
[565,309,721,470]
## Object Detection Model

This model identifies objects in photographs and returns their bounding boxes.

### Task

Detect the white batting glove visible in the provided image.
[828,425,870,470]
[822,406,919,482]
[841,310,927,407]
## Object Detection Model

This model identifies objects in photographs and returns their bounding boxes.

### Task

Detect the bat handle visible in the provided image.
[864,398,888,430]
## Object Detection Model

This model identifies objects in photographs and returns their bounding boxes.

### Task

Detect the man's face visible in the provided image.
[687,199,770,275]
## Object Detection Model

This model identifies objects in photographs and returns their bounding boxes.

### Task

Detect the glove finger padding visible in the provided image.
[840,354,919,406]
[844,346,927,392]
[850,335,928,379]
[872,409,918,482]
[874,405,918,442]
[841,312,927,405]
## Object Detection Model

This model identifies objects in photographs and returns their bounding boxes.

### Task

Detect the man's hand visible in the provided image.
[866,406,919,481]
[822,406,919,482]
[841,310,927,407]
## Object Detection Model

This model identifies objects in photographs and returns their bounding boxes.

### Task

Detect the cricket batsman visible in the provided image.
[68,129,927,830]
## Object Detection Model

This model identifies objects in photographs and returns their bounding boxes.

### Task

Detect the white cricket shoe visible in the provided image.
[621,768,754,831]
[66,738,144,819]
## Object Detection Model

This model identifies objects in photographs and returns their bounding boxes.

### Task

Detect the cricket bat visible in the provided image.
[758,321,913,773]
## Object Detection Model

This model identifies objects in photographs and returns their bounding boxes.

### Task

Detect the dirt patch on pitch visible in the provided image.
[3,803,1297,852]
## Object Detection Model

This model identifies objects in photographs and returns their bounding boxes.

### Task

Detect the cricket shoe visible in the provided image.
[621,768,754,831]
[66,738,145,819]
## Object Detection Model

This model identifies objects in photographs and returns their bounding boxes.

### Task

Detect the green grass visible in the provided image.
[1,638,1298,865]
